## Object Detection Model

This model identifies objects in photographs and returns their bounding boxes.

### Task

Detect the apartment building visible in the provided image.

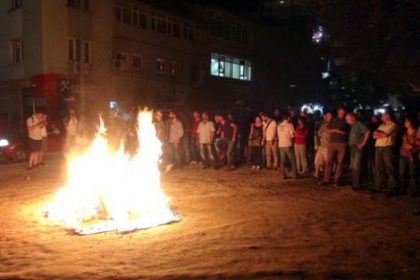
[0,0,255,125]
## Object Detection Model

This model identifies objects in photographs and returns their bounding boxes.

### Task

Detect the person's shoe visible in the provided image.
[319,181,329,186]
[165,164,174,173]
[266,167,272,171]
[38,162,47,167]
[256,165,260,170]
[26,166,33,171]
[252,165,256,170]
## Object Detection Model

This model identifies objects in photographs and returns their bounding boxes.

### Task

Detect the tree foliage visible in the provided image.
[314,0,420,105]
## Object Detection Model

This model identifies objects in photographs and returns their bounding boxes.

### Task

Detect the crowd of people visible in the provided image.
[26,105,420,212]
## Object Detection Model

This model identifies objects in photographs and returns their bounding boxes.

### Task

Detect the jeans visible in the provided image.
[399,155,419,195]
[227,140,236,167]
[350,145,363,188]
[375,147,397,192]
[265,141,278,168]
[167,142,182,168]
[200,143,214,166]
[324,143,347,184]
[190,138,201,162]
[279,147,298,178]
[251,146,262,166]
[294,144,308,173]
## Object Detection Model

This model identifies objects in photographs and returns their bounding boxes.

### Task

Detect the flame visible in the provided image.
[44,110,178,234]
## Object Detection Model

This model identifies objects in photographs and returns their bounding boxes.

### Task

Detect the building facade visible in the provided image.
[0,0,255,127]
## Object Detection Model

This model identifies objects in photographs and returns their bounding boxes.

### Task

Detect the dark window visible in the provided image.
[139,13,147,28]
[132,11,138,26]
[157,17,166,33]
[68,39,74,61]
[115,6,122,22]
[67,0,89,10]
[75,39,81,62]
[151,16,156,31]
[132,55,143,70]
[122,7,131,25]
[83,0,89,10]
[83,42,90,64]
[216,19,223,37]
[11,0,22,10]
[173,23,180,37]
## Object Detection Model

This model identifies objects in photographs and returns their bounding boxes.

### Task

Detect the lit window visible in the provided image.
[210,53,252,81]
[10,39,23,63]
[11,0,22,10]
[156,58,166,74]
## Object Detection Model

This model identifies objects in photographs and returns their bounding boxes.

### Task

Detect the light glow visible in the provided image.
[0,139,9,147]
[44,110,178,235]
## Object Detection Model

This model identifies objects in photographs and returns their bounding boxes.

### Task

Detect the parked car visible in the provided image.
[0,127,64,161]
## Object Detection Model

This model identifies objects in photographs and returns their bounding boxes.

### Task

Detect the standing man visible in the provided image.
[277,114,298,179]
[262,113,278,170]
[320,106,348,186]
[197,112,215,168]
[26,110,45,170]
[314,111,332,179]
[190,111,201,164]
[166,110,184,172]
[373,110,399,195]
[39,111,48,166]
[219,114,238,170]
[64,108,78,157]
[346,113,370,190]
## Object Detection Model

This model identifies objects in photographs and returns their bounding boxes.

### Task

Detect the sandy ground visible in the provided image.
[0,158,419,280]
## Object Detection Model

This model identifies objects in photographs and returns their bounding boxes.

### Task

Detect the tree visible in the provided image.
[314,0,420,106]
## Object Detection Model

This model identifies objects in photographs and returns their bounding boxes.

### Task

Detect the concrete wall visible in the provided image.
[0,2,24,80]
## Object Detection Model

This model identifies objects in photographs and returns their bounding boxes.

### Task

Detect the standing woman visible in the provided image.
[248,116,264,170]
[399,116,418,196]
[294,117,309,175]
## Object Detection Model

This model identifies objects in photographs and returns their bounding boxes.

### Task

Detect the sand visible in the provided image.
[0,159,419,279]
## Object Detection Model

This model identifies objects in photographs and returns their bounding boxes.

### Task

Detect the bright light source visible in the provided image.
[321,72,330,79]
[0,139,9,147]
[301,104,324,114]
[290,84,296,88]
[312,26,325,44]
[374,108,386,115]
[110,101,119,109]
[279,0,285,4]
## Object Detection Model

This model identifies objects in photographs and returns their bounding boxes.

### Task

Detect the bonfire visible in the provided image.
[44,110,178,235]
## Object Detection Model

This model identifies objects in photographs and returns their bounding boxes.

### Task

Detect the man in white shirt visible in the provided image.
[64,108,78,156]
[27,111,46,170]
[197,112,215,168]
[262,113,278,170]
[277,114,298,179]
[373,110,399,194]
